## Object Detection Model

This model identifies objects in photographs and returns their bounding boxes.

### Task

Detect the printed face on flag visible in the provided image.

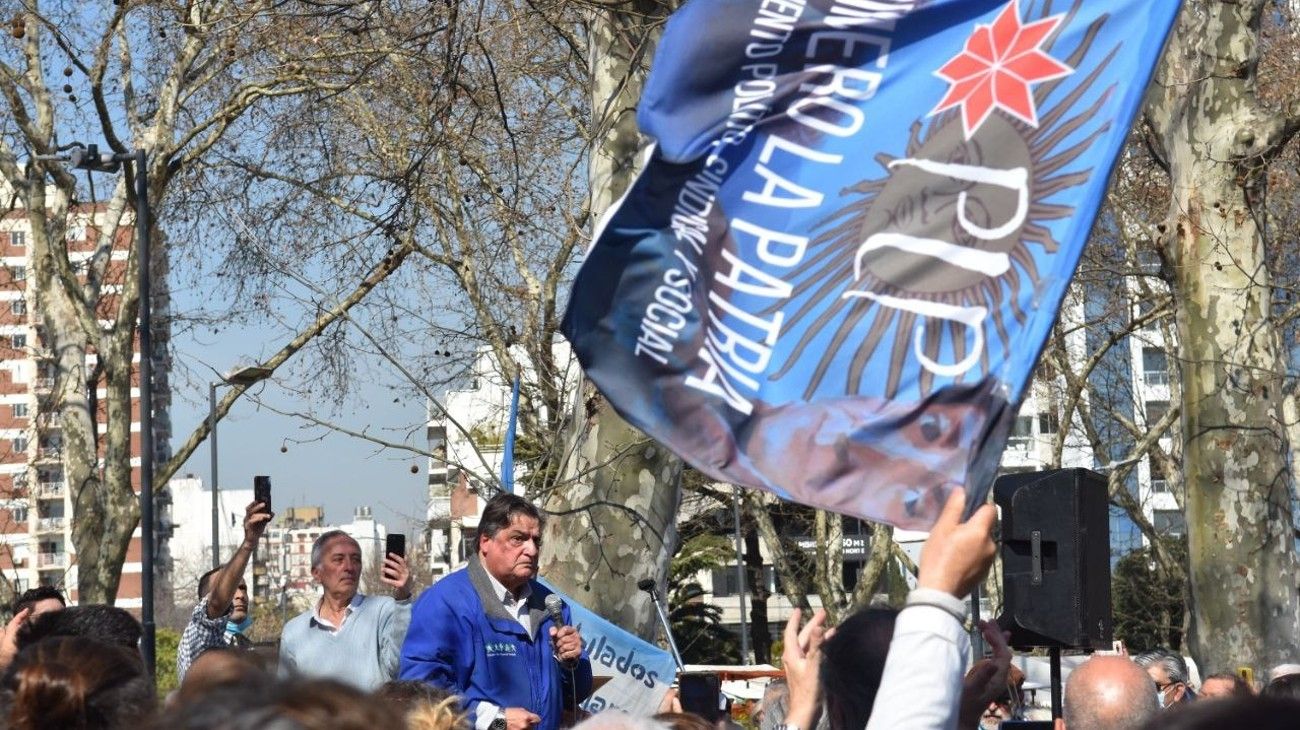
[563,0,1182,528]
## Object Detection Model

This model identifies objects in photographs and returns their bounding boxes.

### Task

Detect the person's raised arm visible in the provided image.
[865,488,997,730]
[206,501,271,619]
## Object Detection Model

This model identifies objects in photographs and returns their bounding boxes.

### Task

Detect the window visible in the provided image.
[8,231,25,248]
[10,334,25,349]
[10,266,24,282]
[8,504,27,523]
[1148,453,1169,493]
[10,300,24,316]
[11,437,26,454]
[1153,509,1186,537]
[1145,400,1169,424]
[711,566,777,597]
[12,403,26,419]
[1143,347,1169,386]
[1038,411,1059,435]
[1008,415,1034,446]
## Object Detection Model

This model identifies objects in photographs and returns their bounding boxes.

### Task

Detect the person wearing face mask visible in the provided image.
[177,500,271,681]
[1135,649,1196,709]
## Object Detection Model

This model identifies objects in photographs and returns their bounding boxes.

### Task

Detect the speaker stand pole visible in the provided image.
[1049,645,1063,720]
[969,585,984,659]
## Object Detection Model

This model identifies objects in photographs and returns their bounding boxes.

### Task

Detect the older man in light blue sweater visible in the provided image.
[279,529,413,690]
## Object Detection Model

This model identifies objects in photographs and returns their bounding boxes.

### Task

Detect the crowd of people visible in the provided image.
[0,490,1297,729]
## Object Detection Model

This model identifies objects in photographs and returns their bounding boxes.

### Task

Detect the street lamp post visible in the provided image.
[52,144,156,676]
[209,365,272,569]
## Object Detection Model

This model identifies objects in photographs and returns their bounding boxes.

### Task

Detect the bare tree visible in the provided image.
[0,1,433,603]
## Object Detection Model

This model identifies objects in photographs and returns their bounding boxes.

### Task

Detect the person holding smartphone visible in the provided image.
[177,498,271,681]
[278,527,414,690]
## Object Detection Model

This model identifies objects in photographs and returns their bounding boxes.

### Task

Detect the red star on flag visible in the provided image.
[931,0,1073,138]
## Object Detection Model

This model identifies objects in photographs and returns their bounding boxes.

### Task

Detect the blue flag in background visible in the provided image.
[563,0,1181,529]
[502,375,521,494]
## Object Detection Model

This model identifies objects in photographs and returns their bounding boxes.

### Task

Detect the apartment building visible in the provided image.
[0,209,171,609]
[260,505,389,604]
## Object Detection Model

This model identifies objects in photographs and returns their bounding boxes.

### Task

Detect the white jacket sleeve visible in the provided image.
[865,589,971,730]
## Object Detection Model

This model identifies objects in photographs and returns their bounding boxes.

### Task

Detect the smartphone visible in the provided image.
[679,672,722,722]
[386,533,406,559]
[1238,666,1255,686]
[253,475,272,514]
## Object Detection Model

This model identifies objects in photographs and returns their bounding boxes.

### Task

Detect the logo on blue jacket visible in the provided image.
[562,0,1181,528]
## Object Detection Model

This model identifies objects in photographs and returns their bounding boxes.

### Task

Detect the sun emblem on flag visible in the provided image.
[931,0,1073,138]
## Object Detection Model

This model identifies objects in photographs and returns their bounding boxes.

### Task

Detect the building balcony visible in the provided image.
[33,378,54,392]
[34,413,58,429]
[427,497,452,525]
[34,516,65,533]
[1143,370,1169,386]
[34,481,65,499]
[36,552,67,569]
[34,447,61,463]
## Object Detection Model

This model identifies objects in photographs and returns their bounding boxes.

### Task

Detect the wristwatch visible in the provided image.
[490,714,507,730]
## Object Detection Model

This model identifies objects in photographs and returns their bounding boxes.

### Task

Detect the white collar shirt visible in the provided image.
[484,569,532,635]
[310,592,365,634]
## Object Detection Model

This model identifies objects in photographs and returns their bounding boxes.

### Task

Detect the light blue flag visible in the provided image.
[539,579,676,716]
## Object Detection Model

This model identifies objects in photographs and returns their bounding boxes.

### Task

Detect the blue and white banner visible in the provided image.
[539,580,676,716]
[563,0,1180,528]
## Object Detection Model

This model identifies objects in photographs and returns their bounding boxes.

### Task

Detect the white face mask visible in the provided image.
[1156,690,1167,709]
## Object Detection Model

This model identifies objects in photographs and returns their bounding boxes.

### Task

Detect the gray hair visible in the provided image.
[310,530,360,570]
[1134,649,1190,685]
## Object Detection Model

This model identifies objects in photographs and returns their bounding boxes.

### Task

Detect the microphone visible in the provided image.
[544,593,565,630]
[636,578,655,592]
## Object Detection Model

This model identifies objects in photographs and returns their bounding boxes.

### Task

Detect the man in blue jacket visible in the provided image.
[400,493,593,730]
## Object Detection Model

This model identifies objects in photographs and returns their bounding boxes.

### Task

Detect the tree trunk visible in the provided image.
[850,524,894,609]
[813,510,846,621]
[743,490,812,612]
[743,522,771,663]
[540,3,681,639]
[1151,0,1300,672]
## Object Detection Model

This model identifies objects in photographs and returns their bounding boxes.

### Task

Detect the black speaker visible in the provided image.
[995,468,1112,650]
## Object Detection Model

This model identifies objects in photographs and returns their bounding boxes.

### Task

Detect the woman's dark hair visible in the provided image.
[15,605,142,652]
[4,636,154,730]
[819,607,898,730]
[155,677,402,729]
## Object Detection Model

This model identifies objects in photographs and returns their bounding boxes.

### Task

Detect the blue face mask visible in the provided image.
[227,615,253,636]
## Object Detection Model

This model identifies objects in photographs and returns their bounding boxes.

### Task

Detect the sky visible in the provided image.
[167,317,433,541]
